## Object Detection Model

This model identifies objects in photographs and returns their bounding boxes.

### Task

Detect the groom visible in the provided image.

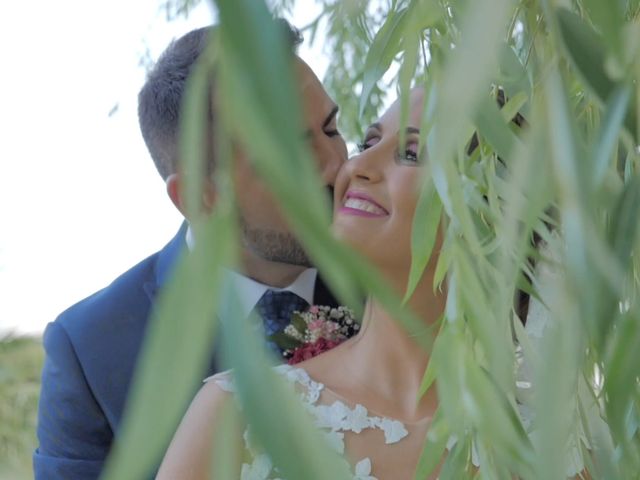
[34,23,348,479]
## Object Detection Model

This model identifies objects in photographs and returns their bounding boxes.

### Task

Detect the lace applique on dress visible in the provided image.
[209,365,409,480]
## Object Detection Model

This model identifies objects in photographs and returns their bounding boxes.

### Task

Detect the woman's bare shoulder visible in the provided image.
[155,371,239,480]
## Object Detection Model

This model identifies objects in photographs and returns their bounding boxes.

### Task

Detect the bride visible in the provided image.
[157,87,450,479]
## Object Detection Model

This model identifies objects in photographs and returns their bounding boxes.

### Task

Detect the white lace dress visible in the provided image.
[210,364,430,480]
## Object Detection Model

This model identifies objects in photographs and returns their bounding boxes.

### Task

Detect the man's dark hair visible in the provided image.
[138,20,303,180]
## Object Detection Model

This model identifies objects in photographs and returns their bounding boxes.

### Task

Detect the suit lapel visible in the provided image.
[312,275,339,308]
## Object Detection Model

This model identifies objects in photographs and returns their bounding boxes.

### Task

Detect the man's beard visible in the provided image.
[240,219,312,267]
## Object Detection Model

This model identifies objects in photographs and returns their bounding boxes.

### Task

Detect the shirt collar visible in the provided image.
[225,268,317,320]
[186,226,317,319]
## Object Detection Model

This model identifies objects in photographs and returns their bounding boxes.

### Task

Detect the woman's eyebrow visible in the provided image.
[322,105,339,129]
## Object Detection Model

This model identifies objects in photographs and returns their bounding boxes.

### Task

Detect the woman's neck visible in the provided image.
[339,276,445,422]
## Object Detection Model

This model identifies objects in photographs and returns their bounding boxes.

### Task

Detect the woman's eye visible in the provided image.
[325,128,342,138]
[397,143,420,164]
[357,137,380,152]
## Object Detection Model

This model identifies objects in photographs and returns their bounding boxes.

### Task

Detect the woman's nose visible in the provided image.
[346,147,384,183]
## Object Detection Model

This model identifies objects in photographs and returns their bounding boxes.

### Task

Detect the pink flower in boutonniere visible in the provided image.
[268,305,360,364]
[289,337,342,364]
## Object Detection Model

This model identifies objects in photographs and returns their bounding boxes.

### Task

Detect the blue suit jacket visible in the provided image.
[34,224,338,479]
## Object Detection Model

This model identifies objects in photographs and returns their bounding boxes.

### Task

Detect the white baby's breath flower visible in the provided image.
[284,324,303,341]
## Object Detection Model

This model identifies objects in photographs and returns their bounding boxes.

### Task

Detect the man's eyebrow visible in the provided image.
[322,105,340,129]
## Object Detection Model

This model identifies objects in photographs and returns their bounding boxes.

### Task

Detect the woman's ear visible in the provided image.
[166,173,218,218]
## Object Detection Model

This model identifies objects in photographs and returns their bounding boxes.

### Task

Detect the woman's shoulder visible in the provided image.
[205,365,326,404]
[204,369,237,393]
[186,370,240,418]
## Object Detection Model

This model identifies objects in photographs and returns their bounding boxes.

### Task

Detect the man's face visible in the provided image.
[233,58,348,267]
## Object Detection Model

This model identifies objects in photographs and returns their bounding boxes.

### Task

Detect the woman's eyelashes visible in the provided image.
[356,136,421,164]
[396,141,420,164]
[357,136,380,152]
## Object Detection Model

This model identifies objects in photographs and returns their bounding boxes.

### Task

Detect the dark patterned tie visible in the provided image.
[255,290,309,356]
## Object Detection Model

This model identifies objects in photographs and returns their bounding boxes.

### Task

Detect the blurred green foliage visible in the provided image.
[0,335,43,480]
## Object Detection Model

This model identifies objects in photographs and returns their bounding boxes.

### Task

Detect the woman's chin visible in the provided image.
[332,225,383,264]
[331,223,364,248]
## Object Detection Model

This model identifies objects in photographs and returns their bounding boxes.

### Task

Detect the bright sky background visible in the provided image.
[0,0,331,335]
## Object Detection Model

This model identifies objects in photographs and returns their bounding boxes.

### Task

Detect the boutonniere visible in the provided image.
[269,305,359,364]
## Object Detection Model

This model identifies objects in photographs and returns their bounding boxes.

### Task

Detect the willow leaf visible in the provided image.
[591,84,632,187]
[100,34,232,480]
[555,8,614,103]
[101,212,233,480]
[413,407,449,480]
[581,0,625,60]
[404,178,442,302]
[359,7,409,117]
[555,7,637,136]
[473,95,522,161]
[609,175,640,267]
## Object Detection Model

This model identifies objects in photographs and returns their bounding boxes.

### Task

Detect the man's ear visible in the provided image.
[166,173,186,216]
[166,173,218,217]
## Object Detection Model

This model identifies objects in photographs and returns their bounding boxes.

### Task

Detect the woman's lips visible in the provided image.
[339,191,389,217]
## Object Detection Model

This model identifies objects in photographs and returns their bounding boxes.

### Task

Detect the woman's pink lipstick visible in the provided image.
[339,191,389,217]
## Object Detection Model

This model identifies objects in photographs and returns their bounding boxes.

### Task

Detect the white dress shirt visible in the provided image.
[186,226,317,321]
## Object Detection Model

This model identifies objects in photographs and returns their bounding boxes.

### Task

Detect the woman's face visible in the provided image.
[333,88,426,273]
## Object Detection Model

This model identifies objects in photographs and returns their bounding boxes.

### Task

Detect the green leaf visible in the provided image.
[412,407,449,480]
[268,331,302,350]
[555,7,614,103]
[473,94,523,161]
[499,91,529,124]
[555,7,637,136]
[438,434,472,479]
[603,309,640,460]
[417,314,445,399]
[397,32,421,155]
[609,175,640,267]
[581,0,626,60]
[433,236,453,290]
[101,213,234,480]
[591,84,632,187]
[359,7,409,118]
[290,312,308,334]
[404,177,442,302]
[101,35,233,480]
